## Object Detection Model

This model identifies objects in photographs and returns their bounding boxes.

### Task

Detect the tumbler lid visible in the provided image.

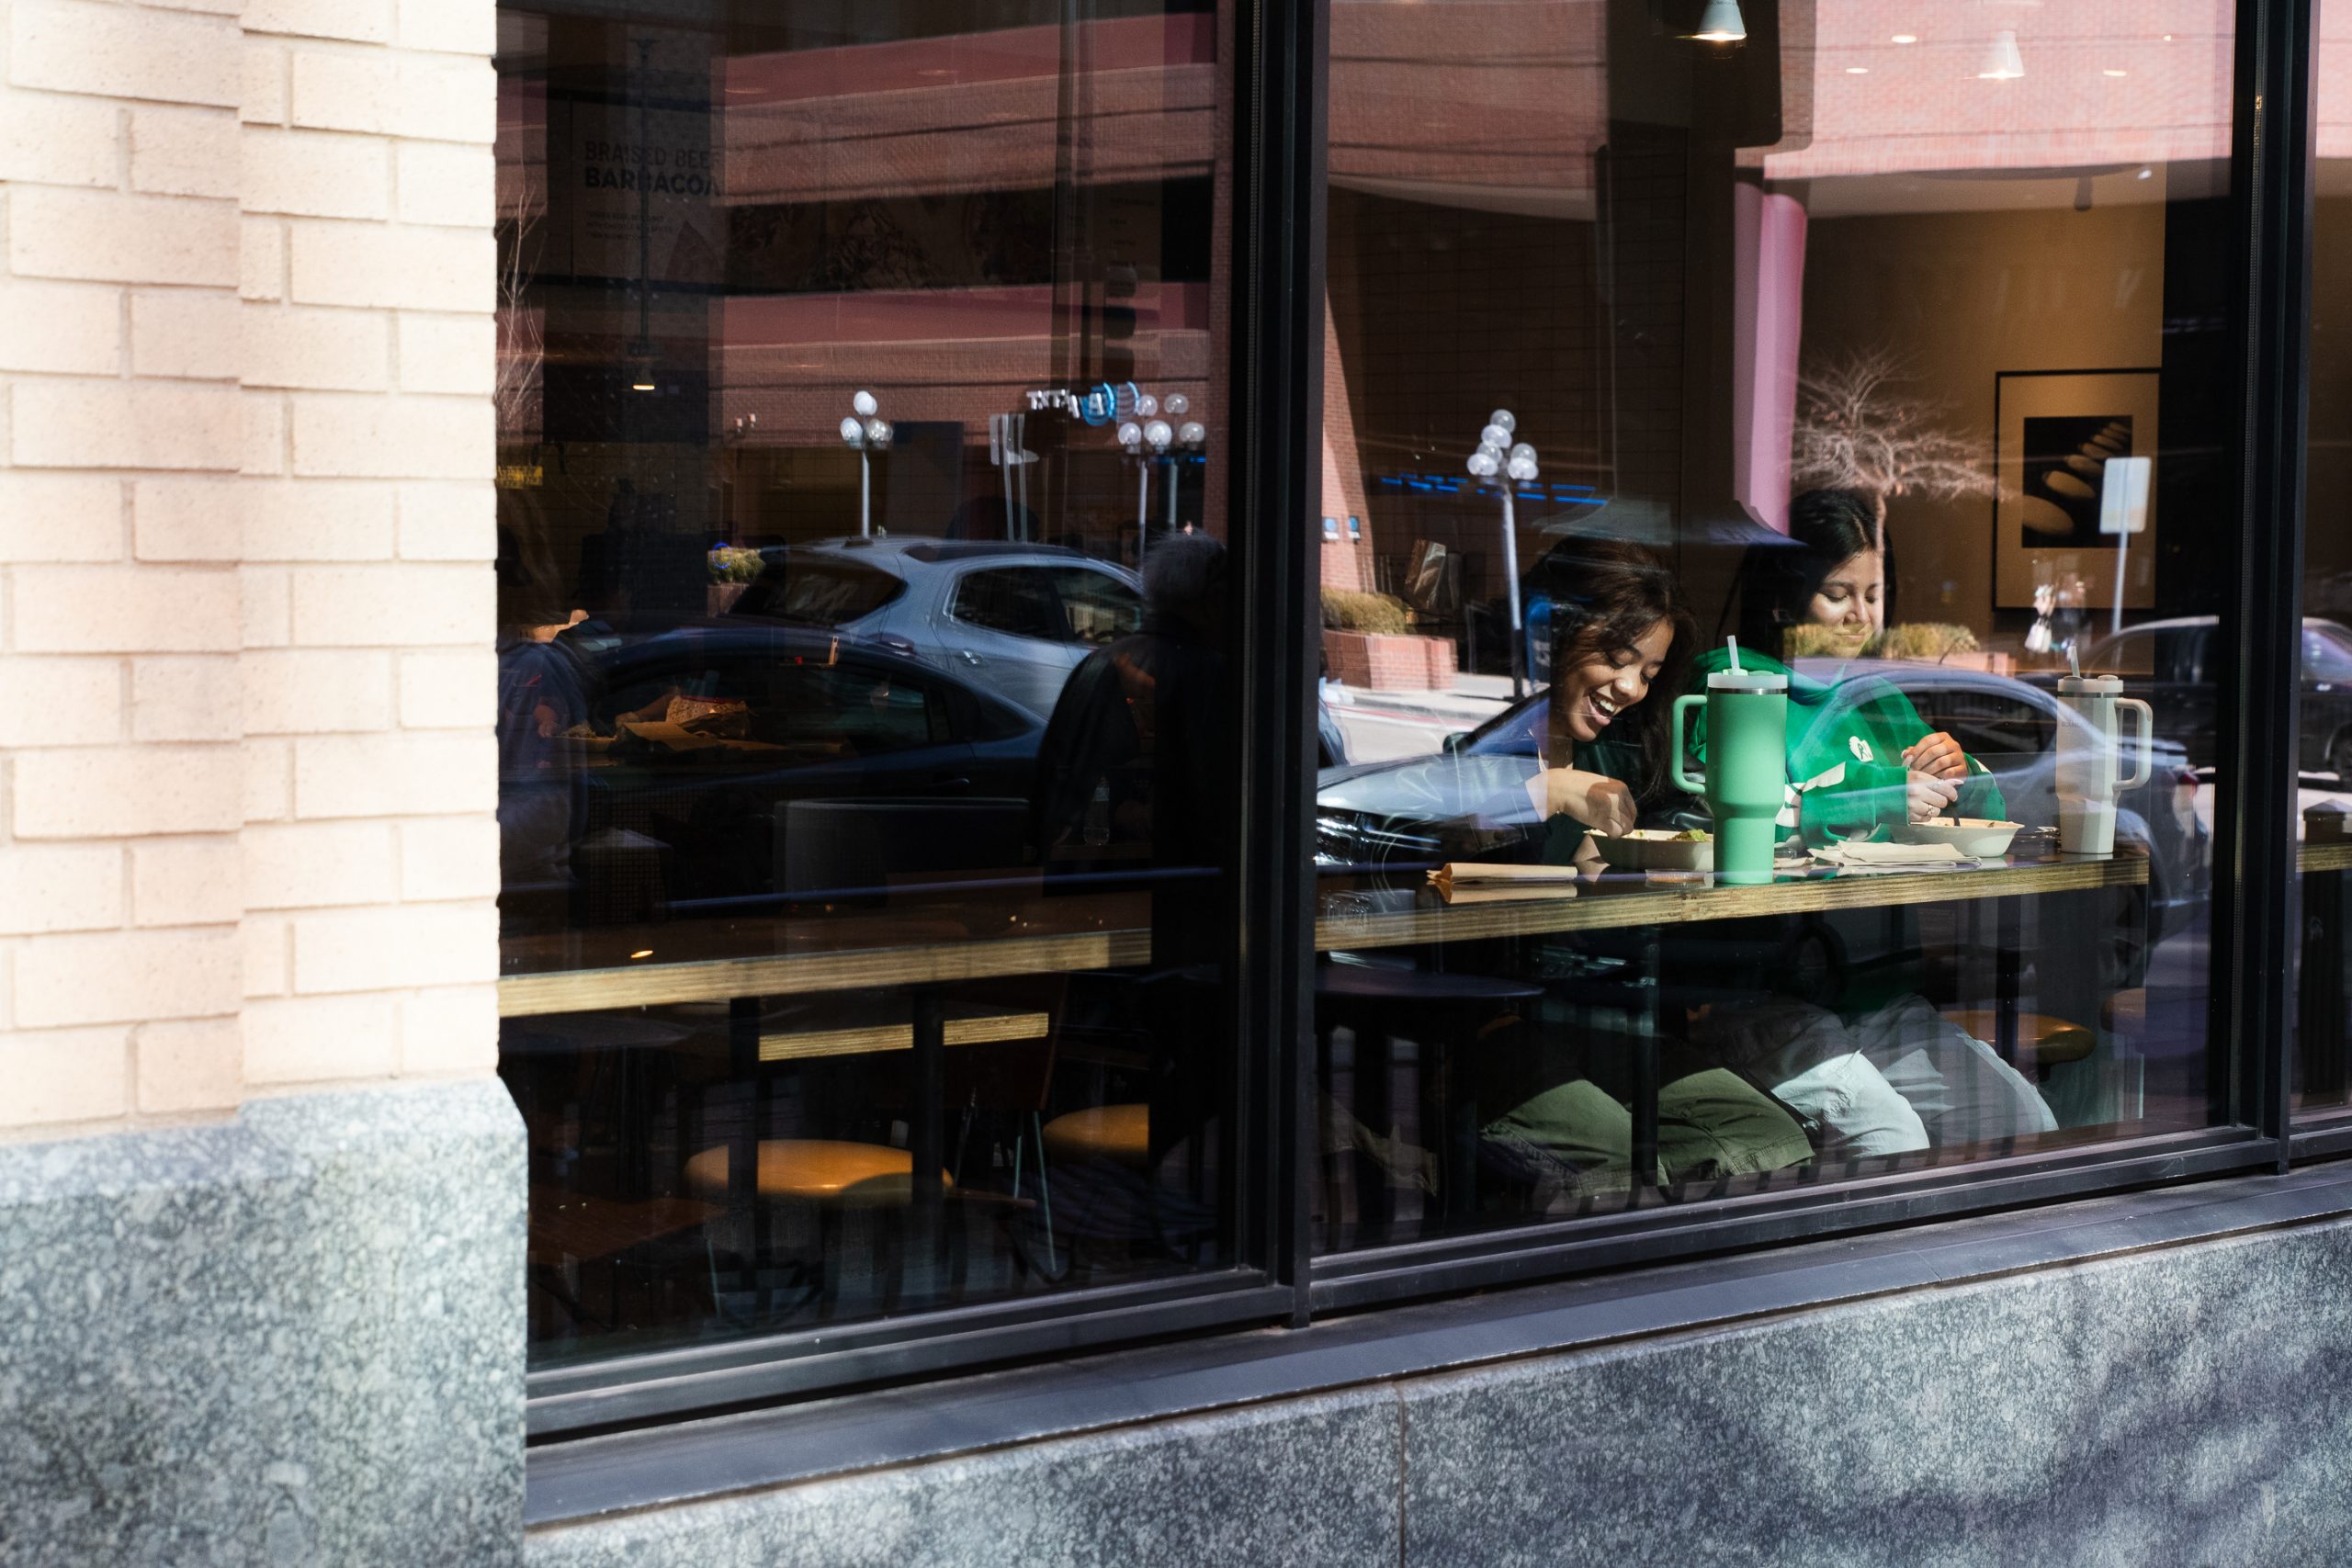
[1707,668,1787,693]
[2057,673,2123,696]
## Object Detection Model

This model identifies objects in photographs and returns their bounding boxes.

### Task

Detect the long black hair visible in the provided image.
[1540,536,1696,803]
[1733,489,1893,660]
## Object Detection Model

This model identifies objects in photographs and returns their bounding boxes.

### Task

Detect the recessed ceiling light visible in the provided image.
[1891,33,1918,44]
[2103,68,2127,77]
[1847,65,1869,73]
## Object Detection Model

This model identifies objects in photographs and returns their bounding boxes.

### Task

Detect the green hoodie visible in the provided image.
[1687,647,2005,840]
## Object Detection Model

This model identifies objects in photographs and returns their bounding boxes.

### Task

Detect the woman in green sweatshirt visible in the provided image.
[1692,488,2006,840]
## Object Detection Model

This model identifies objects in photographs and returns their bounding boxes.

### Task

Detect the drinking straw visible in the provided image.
[1726,636,1743,674]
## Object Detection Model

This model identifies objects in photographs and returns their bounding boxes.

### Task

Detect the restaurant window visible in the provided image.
[1308,1,2239,1262]
[492,0,1254,1398]
[2294,1,2352,1122]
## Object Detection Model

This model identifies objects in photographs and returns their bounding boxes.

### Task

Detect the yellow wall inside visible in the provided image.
[1798,197,2168,637]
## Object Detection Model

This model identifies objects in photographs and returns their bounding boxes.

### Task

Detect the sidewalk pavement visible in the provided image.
[1326,671,1522,726]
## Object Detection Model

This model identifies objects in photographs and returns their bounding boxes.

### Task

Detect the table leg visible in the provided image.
[910,989,946,1289]
[728,996,760,1312]
[1358,1026,1395,1242]
[2305,865,2346,1104]
[1632,932,1662,1191]
[1995,897,2021,1066]
[1443,1048,1478,1223]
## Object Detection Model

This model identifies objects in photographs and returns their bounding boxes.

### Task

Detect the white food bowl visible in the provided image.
[1894,818,2021,858]
[1595,829,1714,872]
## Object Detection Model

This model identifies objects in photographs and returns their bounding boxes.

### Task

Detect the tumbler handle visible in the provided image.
[1672,694,1706,795]
[2114,697,2155,792]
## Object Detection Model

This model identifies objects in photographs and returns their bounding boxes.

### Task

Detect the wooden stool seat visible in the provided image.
[1941,1010,2098,1066]
[2102,987,2147,1035]
[1041,1104,1149,1168]
[683,1139,952,1204]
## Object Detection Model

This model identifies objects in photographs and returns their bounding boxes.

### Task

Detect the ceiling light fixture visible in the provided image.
[1891,33,1918,44]
[1684,0,1747,43]
[1846,65,1869,73]
[1977,28,2025,80]
[2103,68,2127,77]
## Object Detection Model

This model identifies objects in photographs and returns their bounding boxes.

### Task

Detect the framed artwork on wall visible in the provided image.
[1992,368,2161,610]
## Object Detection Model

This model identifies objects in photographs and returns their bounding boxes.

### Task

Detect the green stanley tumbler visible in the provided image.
[1673,667,1789,886]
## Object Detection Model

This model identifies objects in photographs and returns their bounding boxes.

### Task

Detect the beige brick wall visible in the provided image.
[0,0,498,1136]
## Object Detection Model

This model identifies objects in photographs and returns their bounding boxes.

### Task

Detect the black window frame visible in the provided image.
[522,0,2331,1440]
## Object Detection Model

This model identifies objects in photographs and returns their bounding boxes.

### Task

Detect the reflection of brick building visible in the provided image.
[497,10,1232,570]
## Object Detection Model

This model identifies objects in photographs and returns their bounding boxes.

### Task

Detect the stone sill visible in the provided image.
[526,1158,2352,1528]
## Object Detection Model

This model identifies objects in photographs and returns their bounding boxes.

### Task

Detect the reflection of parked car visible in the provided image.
[1317,660,2207,931]
[729,537,1143,719]
[549,624,1044,917]
[2058,615,2352,777]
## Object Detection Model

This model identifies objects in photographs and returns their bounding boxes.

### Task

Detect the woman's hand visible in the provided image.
[1529,768,1637,838]
[1905,771,1961,824]
[1901,730,1969,782]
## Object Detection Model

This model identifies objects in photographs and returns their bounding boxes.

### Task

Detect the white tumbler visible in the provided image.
[2055,674,2154,855]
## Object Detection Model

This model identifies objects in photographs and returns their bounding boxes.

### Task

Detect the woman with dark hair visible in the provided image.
[1694,494,2052,1148]
[1699,488,2003,836]
[1521,536,1698,852]
[1736,488,1891,655]
[1477,539,1816,1205]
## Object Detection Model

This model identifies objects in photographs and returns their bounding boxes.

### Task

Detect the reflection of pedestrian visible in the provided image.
[495,522,590,892]
[1033,533,1233,1186]
[1034,531,1230,903]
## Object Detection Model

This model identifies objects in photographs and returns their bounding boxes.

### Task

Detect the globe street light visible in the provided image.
[1469,409,1537,697]
[840,390,891,536]
[1118,389,1204,562]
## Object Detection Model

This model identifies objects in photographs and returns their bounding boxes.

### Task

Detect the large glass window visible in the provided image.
[1311,2,2235,1255]
[496,0,2312,1421]
[2294,3,2352,1120]
[494,1,1247,1379]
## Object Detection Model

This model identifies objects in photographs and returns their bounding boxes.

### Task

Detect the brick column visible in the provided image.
[235,0,500,1090]
[0,0,501,1136]
[0,6,520,1561]
[1,0,247,1126]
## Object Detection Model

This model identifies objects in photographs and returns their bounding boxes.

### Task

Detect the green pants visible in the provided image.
[1476,1053,1806,1203]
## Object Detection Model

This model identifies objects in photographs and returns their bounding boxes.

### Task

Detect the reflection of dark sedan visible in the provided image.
[517,624,1045,919]
[2060,615,2352,777]
[1317,659,2207,930]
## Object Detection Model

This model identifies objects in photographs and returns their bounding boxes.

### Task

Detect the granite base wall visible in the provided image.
[0,1081,525,1568]
[529,1213,2352,1567]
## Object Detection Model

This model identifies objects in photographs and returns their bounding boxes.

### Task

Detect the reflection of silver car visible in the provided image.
[730,537,1143,719]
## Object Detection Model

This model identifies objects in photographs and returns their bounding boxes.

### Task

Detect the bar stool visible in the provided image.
[1040,1104,1149,1168]
[684,1139,954,1314]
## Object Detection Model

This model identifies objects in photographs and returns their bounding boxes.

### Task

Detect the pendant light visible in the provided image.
[1977,28,2025,79]
[1687,0,1747,43]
